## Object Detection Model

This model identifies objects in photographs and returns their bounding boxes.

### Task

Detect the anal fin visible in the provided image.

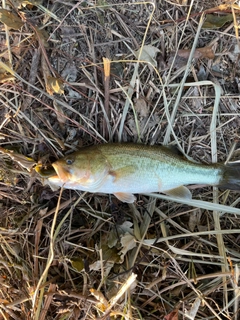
[114,192,136,203]
[164,186,192,199]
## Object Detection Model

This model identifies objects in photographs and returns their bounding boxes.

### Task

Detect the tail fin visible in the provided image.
[218,162,240,190]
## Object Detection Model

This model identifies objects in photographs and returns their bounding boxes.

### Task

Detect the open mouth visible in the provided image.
[52,162,70,181]
[35,164,58,178]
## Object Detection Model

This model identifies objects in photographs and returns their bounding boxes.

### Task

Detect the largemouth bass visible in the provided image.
[47,143,240,203]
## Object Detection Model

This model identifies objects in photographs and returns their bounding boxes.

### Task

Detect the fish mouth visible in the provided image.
[52,162,70,181]
[35,164,57,178]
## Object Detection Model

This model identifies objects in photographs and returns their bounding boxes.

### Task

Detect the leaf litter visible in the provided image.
[0,1,240,319]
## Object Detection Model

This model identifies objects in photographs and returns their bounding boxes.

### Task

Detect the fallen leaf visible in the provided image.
[135,45,160,67]
[108,221,134,248]
[188,209,202,231]
[46,77,64,95]
[10,0,43,8]
[202,14,233,29]
[196,47,215,59]
[164,309,179,320]
[185,297,201,318]
[0,9,24,30]
[34,26,49,48]
[178,47,214,60]
[168,46,215,69]
[0,73,15,83]
[53,100,66,129]
[0,146,36,171]
[71,257,84,272]
[134,97,149,117]
[120,233,136,260]
[90,288,108,312]
[101,244,120,264]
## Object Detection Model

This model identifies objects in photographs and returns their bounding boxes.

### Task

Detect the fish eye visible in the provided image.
[66,158,74,165]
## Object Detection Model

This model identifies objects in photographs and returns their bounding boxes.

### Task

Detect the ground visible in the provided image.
[0,0,240,319]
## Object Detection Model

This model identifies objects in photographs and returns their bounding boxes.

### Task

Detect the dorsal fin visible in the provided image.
[162,145,186,158]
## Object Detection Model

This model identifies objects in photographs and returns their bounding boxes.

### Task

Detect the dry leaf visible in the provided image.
[34,26,49,48]
[108,221,134,248]
[0,73,15,83]
[203,14,233,29]
[120,233,136,259]
[177,47,215,60]
[136,45,160,67]
[0,9,24,30]
[168,46,215,69]
[0,146,36,171]
[102,244,120,264]
[134,97,149,117]
[53,100,66,129]
[188,209,202,232]
[9,0,43,8]
[196,47,215,59]
[185,297,201,318]
[90,288,108,312]
[46,77,64,95]
[164,309,179,320]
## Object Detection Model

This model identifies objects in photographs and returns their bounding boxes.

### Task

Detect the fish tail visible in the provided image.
[218,162,240,190]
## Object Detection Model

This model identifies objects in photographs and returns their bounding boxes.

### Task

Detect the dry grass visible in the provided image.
[0,0,240,319]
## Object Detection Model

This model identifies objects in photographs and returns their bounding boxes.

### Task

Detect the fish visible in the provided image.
[47,143,240,203]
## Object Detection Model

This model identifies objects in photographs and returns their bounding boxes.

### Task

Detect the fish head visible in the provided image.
[52,153,90,184]
[50,148,110,191]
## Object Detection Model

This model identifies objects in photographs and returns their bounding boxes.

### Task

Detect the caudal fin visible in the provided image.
[218,162,240,190]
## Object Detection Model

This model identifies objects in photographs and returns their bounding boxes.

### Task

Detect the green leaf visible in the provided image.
[202,14,233,29]
[71,257,84,272]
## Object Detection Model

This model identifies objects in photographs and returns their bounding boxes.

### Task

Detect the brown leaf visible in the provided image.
[176,49,201,60]
[134,98,149,117]
[0,9,24,30]
[0,73,15,83]
[34,26,49,48]
[196,47,215,59]
[41,46,64,95]
[0,146,36,171]
[178,46,214,60]
[169,46,215,68]
[90,288,108,312]
[53,100,66,130]
[164,309,179,320]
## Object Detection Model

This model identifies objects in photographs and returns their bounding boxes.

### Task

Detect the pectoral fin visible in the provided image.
[109,166,136,182]
[114,192,136,203]
[164,186,192,199]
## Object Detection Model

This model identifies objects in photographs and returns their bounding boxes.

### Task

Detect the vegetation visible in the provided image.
[0,0,240,319]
